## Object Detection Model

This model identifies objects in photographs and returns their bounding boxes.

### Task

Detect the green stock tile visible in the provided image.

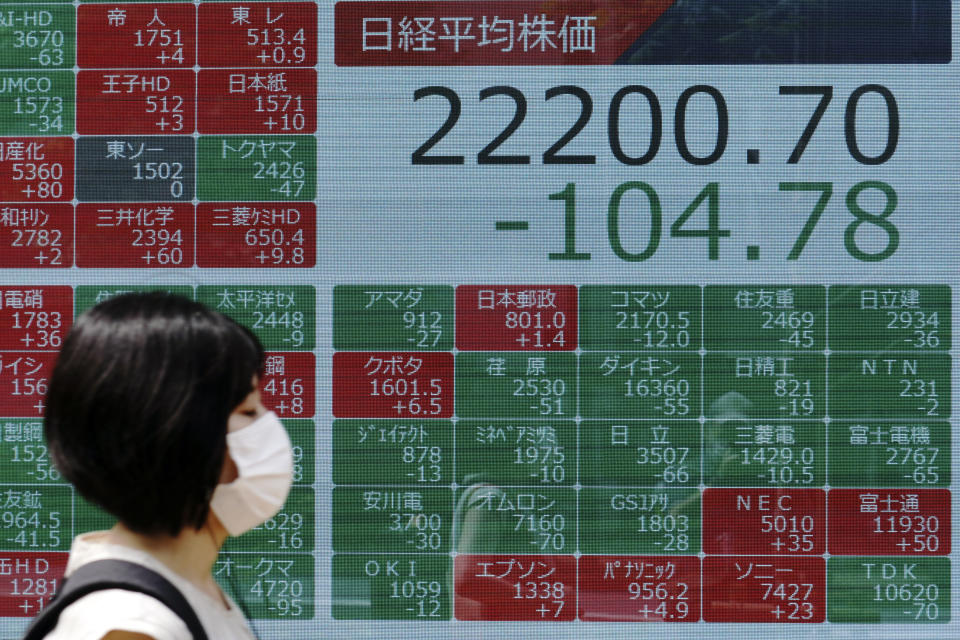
[196,285,315,350]
[704,420,825,487]
[828,557,950,623]
[0,419,60,483]
[216,553,314,620]
[579,488,700,554]
[0,71,73,134]
[453,486,575,554]
[223,487,314,553]
[829,421,950,487]
[580,352,700,419]
[0,484,70,551]
[455,420,575,487]
[333,419,452,486]
[333,487,452,553]
[828,286,950,351]
[454,352,576,419]
[579,285,701,351]
[332,554,451,620]
[580,420,700,487]
[333,286,454,351]
[704,285,826,351]
[284,419,315,486]
[829,354,951,419]
[197,136,316,201]
[0,7,74,69]
[704,353,826,419]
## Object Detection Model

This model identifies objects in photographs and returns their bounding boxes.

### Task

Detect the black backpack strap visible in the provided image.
[22,559,208,640]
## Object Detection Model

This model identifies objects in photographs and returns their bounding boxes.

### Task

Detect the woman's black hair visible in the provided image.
[45,292,264,536]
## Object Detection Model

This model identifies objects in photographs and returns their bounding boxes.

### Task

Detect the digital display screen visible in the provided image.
[0,1,957,637]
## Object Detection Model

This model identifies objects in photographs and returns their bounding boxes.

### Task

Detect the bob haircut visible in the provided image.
[45,292,264,537]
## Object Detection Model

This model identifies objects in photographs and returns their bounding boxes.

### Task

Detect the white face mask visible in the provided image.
[210,411,294,536]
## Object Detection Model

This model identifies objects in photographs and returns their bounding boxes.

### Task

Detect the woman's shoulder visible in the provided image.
[43,532,191,640]
[47,531,254,640]
[42,588,189,640]
[63,531,149,570]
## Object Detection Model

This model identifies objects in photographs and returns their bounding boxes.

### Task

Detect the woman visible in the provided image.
[36,292,293,639]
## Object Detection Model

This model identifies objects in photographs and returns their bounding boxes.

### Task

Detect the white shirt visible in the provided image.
[44,531,256,640]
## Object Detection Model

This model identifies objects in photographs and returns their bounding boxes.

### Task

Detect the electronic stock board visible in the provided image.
[0,0,958,638]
